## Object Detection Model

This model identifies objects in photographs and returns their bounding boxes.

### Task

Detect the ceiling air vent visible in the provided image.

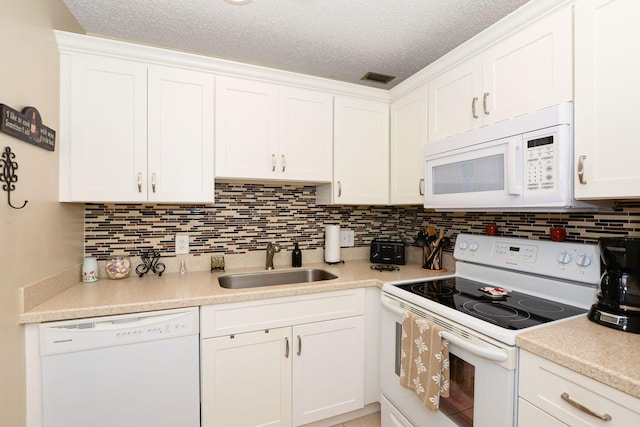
[361,72,395,85]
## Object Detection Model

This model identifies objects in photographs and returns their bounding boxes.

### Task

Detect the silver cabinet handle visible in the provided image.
[137,172,142,193]
[578,155,587,184]
[561,392,612,421]
[281,154,286,172]
[483,92,490,115]
[285,337,289,358]
[471,97,479,119]
[151,173,156,193]
[297,335,302,356]
[271,154,276,172]
[419,178,424,196]
[337,181,342,198]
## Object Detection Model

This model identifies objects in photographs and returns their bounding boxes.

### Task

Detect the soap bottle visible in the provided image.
[292,242,302,267]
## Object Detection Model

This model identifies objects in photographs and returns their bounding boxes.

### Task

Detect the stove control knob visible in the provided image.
[469,241,480,252]
[459,241,469,250]
[556,251,572,265]
[576,254,592,267]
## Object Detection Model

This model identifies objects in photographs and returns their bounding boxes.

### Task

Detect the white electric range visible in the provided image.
[380,233,600,427]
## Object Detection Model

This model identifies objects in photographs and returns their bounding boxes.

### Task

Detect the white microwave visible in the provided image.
[424,103,605,212]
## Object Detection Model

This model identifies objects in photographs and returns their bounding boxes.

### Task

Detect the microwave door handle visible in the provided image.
[507,139,523,195]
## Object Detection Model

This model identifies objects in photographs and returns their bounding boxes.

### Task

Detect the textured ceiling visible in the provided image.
[62,0,530,89]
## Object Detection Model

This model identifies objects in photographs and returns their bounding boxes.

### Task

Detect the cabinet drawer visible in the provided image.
[519,350,640,427]
[201,289,365,338]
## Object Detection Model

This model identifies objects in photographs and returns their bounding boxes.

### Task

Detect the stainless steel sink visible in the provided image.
[218,268,338,289]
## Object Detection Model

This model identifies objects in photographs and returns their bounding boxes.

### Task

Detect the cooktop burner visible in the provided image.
[394,277,586,330]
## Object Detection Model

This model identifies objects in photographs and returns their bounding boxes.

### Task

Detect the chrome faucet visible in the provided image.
[265,242,281,270]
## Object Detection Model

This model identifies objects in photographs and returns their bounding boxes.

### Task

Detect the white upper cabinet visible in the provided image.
[147,66,214,203]
[62,54,148,202]
[428,6,572,141]
[60,54,214,203]
[318,96,389,205]
[215,76,333,182]
[390,85,428,205]
[574,0,640,200]
[428,57,482,142]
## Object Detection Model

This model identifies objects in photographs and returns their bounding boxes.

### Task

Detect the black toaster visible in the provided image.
[370,239,406,265]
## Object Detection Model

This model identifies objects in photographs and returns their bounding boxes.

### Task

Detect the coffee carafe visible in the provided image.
[588,237,640,333]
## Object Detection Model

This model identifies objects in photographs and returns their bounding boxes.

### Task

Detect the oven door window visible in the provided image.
[440,354,475,427]
[394,321,476,427]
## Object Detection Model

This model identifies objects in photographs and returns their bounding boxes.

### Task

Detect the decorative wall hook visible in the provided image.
[0,146,28,209]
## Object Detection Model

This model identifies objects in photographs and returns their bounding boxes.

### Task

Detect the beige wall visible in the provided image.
[0,1,83,425]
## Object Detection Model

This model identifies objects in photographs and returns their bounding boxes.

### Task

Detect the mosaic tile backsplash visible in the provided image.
[85,183,640,259]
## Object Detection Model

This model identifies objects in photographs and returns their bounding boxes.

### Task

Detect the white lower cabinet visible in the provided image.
[200,290,365,427]
[518,350,640,427]
[201,327,292,427]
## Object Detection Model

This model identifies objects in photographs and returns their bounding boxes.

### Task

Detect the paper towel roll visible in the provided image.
[324,224,341,263]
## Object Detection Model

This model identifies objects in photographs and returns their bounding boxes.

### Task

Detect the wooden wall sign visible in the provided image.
[0,104,56,151]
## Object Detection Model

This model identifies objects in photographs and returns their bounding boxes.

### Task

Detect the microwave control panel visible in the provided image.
[526,135,556,192]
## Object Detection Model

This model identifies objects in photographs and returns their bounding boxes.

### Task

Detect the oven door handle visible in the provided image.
[439,331,508,362]
[381,297,509,363]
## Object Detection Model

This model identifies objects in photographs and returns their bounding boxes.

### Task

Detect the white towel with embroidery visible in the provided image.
[399,311,450,411]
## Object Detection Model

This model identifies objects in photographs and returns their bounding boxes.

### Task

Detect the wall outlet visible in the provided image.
[175,234,189,254]
[340,230,355,247]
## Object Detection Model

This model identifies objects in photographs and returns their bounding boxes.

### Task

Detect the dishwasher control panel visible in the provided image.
[40,307,199,356]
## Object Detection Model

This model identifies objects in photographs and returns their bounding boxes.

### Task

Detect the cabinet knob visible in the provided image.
[561,392,612,421]
[577,155,587,184]
[419,178,425,196]
[297,335,302,356]
[483,92,490,115]
[285,337,289,358]
[151,173,157,193]
[281,154,286,172]
[271,154,276,172]
[337,181,342,198]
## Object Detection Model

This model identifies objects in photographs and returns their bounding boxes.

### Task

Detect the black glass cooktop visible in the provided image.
[395,277,586,330]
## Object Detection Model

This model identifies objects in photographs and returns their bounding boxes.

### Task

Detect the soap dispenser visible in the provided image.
[292,242,302,267]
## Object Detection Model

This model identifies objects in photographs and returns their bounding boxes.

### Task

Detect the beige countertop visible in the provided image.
[517,316,640,399]
[19,260,451,324]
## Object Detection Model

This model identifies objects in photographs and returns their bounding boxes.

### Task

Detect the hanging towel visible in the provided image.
[399,311,450,411]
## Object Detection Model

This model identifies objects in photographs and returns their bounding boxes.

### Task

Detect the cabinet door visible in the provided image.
[201,328,292,427]
[279,87,333,182]
[482,6,572,124]
[390,85,427,204]
[574,0,640,199]
[67,55,148,202]
[148,66,214,203]
[215,76,278,180]
[292,316,364,426]
[428,57,482,141]
[333,97,389,205]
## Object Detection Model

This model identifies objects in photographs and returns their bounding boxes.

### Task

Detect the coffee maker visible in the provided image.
[588,237,640,333]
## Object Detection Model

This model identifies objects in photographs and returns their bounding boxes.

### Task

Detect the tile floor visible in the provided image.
[331,412,381,427]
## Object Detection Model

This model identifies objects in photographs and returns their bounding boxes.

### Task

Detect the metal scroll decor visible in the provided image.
[0,146,27,209]
[135,250,166,277]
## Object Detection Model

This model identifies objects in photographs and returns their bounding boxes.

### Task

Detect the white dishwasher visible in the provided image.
[39,307,200,427]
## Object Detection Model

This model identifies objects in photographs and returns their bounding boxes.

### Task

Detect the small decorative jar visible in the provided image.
[105,255,132,280]
[82,256,99,283]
